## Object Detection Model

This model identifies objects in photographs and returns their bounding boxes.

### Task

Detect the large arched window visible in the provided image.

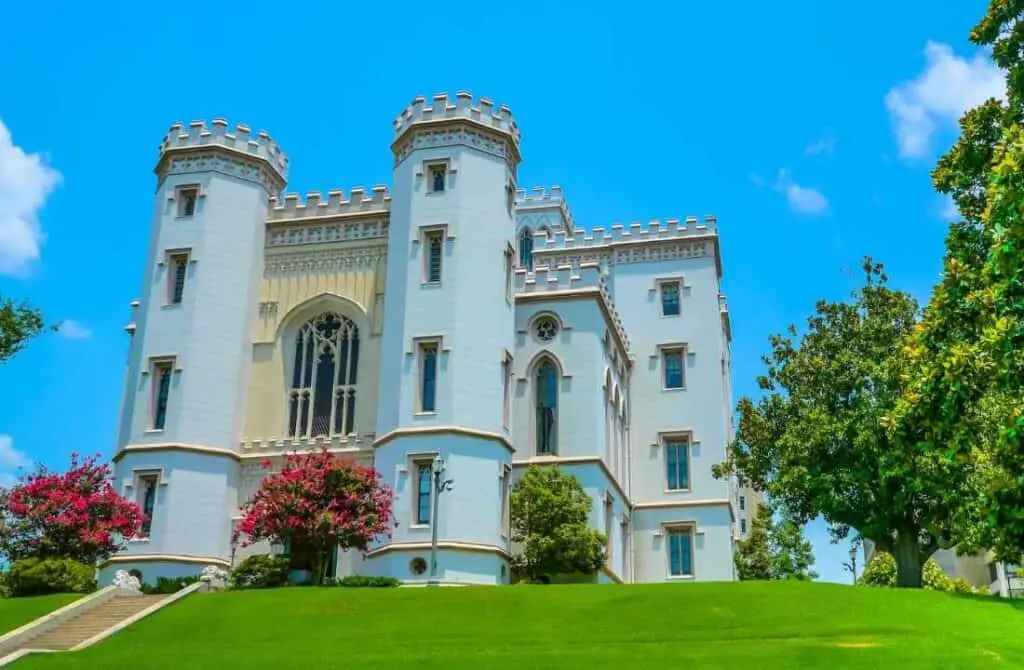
[535,359,558,455]
[288,312,360,438]
[519,227,534,271]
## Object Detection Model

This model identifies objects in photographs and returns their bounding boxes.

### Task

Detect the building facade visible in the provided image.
[104,92,738,586]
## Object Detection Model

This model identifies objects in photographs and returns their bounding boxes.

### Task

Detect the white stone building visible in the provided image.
[104,92,739,585]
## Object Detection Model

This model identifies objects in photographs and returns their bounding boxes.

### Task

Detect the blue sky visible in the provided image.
[0,0,1002,583]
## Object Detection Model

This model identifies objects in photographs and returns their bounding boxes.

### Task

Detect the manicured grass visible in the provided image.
[16,581,1024,669]
[0,595,80,635]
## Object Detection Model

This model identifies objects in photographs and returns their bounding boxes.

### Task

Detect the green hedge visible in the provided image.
[230,555,290,589]
[140,575,201,595]
[323,575,401,588]
[6,558,97,597]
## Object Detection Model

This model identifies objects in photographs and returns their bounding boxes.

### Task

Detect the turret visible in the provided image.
[104,119,287,583]
[370,92,520,584]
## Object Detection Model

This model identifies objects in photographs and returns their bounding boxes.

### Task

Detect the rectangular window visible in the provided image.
[425,231,443,284]
[604,496,614,563]
[138,474,158,538]
[666,439,690,490]
[668,527,694,577]
[739,495,746,511]
[419,343,438,412]
[501,356,512,428]
[663,349,685,389]
[740,518,747,534]
[504,247,513,302]
[428,164,446,193]
[500,465,511,537]
[151,360,173,430]
[176,186,198,217]
[168,252,189,304]
[415,462,432,525]
[660,281,681,316]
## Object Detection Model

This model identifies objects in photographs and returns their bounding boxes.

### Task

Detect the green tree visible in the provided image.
[890,0,1024,566]
[0,296,46,365]
[510,466,606,582]
[735,504,816,581]
[714,260,981,588]
[734,504,772,580]
[771,516,817,582]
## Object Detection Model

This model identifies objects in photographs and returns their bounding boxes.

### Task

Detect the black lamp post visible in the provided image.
[842,548,858,585]
[428,457,454,585]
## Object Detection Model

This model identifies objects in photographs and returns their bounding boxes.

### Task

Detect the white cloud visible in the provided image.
[58,319,92,340]
[805,131,836,156]
[885,42,1004,159]
[0,120,61,276]
[0,435,32,487]
[775,169,829,215]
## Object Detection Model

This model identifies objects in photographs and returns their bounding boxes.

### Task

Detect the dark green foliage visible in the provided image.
[0,297,48,365]
[510,466,607,582]
[735,505,816,581]
[5,558,96,597]
[322,575,401,588]
[229,554,290,590]
[140,575,201,595]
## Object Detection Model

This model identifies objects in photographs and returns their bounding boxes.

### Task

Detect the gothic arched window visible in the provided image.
[288,312,360,438]
[535,359,558,455]
[519,227,534,271]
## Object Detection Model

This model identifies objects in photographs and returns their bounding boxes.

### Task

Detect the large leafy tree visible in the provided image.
[235,449,394,585]
[714,260,982,587]
[0,296,47,365]
[891,0,1024,564]
[0,453,144,565]
[510,465,606,582]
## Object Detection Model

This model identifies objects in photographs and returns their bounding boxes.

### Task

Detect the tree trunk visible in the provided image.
[893,531,923,588]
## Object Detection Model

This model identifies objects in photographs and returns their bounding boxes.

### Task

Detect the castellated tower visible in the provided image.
[370,93,520,584]
[105,121,288,581]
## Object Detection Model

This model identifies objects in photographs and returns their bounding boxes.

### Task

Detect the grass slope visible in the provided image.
[0,595,80,636]
[16,582,1024,669]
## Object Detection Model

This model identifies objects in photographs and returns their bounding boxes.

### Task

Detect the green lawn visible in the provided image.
[0,595,80,636]
[15,582,1024,669]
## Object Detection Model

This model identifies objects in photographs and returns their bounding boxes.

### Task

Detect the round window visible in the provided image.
[410,557,428,576]
[534,317,558,342]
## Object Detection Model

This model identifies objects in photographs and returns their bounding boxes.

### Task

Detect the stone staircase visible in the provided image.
[16,594,165,652]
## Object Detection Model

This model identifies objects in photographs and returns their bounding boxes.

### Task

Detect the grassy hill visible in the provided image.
[0,595,79,636]
[15,581,1024,669]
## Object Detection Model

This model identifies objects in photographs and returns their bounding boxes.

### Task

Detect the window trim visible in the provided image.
[657,344,688,390]
[412,458,435,528]
[416,339,441,414]
[501,351,513,431]
[174,184,202,218]
[533,356,561,456]
[664,523,697,579]
[499,463,512,539]
[662,433,692,492]
[149,357,175,431]
[659,279,682,317]
[285,312,361,439]
[166,250,190,305]
[504,243,515,304]
[424,159,451,194]
[518,226,535,271]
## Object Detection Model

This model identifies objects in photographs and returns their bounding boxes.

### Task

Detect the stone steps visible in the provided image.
[20,594,165,651]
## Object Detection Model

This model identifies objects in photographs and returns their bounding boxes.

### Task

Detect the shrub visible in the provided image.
[6,558,96,597]
[323,575,401,588]
[230,554,290,589]
[859,552,989,595]
[140,575,200,595]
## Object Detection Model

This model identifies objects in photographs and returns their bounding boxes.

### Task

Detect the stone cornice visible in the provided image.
[263,245,387,275]
[373,426,514,453]
[113,442,239,463]
[156,147,286,194]
[265,217,389,248]
[392,120,521,169]
[364,540,510,559]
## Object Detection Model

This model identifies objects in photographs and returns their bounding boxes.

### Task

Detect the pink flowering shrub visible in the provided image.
[0,453,144,565]
[235,449,394,585]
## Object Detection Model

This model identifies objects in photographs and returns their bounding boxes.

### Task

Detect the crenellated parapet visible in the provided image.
[515,185,579,234]
[533,215,717,251]
[268,186,391,221]
[391,91,521,168]
[158,119,289,184]
[514,262,631,357]
[393,91,519,144]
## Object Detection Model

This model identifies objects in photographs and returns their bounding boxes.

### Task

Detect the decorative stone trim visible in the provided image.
[113,443,238,463]
[266,218,389,247]
[372,426,514,453]
[263,246,386,275]
[101,553,231,568]
[365,540,510,559]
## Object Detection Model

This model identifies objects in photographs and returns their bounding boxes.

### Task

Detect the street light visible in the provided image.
[842,547,858,585]
[428,457,455,585]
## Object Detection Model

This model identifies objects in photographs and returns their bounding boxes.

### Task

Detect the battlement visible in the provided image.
[515,185,579,233]
[268,186,391,221]
[160,119,289,181]
[533,215,718,252]
[515,262,631,355]
[393,91,520,146]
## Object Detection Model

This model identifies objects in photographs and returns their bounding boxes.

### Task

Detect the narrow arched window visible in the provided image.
[519,227,534,271]
[288,312,360,438]
[535,360,558,455]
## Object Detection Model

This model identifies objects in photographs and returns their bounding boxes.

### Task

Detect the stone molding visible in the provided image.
[263,245,386,275]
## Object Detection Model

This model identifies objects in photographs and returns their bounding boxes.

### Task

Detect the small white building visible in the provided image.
[105,92,739,586]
